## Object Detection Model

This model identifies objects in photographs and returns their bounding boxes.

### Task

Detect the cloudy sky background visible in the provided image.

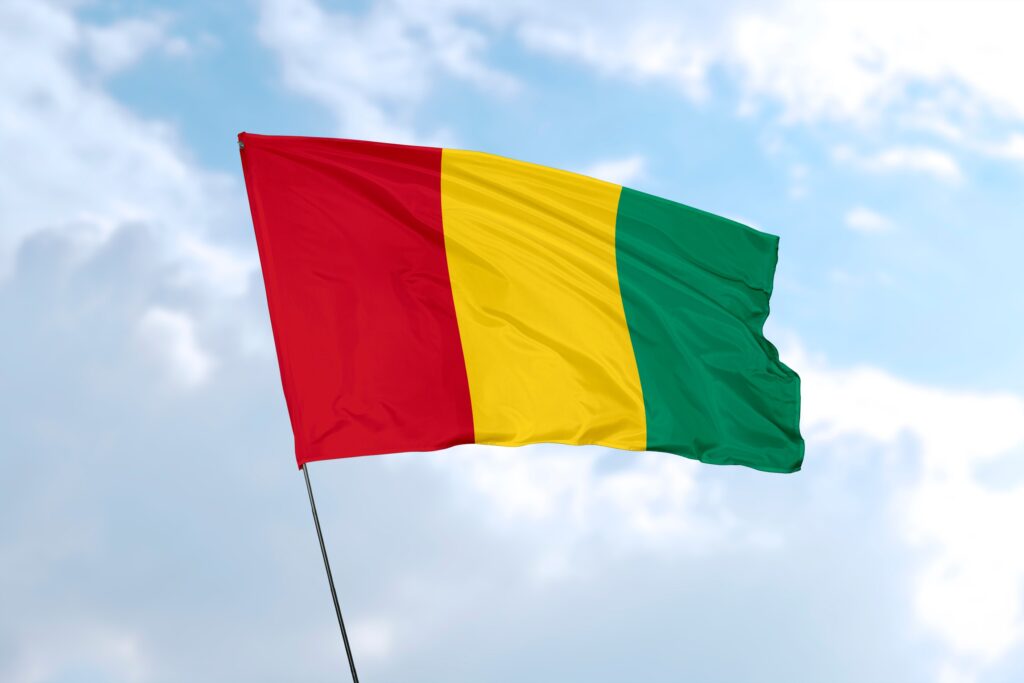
[3,1,1024,681]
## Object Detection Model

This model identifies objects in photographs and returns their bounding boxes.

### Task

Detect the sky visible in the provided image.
[2,1,1024,682]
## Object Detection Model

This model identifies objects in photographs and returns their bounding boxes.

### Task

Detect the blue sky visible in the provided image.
[2,1,1024,682]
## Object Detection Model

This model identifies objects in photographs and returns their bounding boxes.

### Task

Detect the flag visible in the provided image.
[239,133,803,473]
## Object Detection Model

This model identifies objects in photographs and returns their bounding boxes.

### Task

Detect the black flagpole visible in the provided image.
[302,463,360,682]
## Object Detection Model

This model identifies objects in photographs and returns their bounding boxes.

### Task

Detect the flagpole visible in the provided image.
[302,463,360,682]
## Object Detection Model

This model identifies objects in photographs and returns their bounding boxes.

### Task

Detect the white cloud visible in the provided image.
[834,145,963,183]
[347,617,394,660]
[256,0,518,143]
[520,16,712,101]
[796,345,1024,677]
[939,663,977,683]
[432,442,799,589]
[871,147,962,182]
[175,234,255,298]
[0,0,247,283]
[255,0,1024,163]
[827,268,894,288]
[517,0,1024,153]
[5,623,150,683]
[844,206,892,233]
[787,162,809,199]
[582,155,646,185]
[977,132,1024,161]
[137,307,215,389]
[84,15,189,76]
[443,446,704,545]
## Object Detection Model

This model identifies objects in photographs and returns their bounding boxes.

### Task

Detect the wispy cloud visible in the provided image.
[519,18,713,101]
[977,132,1024,161]
[834,145,963,183]
[5,624,151,683]
[84,15,190,76]
[844,206,892,234]
[582,155,646,185]
[256,0,518,143]
[137,307,216,389]
[520,0,1024,162]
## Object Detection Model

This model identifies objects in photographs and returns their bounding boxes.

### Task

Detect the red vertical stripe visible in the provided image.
[239,133,474,466]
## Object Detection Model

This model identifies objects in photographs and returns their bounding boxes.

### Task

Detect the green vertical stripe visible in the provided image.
[615,188,803,473]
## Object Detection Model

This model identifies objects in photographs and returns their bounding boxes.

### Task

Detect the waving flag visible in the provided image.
[239,133,803,473]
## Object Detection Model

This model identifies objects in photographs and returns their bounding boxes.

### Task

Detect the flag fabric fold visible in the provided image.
[239,132,803,473]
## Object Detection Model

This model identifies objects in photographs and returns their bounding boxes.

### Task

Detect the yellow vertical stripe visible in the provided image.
[440,149,646,449]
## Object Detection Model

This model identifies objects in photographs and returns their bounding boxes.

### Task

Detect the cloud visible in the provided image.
[441,446,702,545]
[5,623,150,683]
[976,132,1024,161]
[84,15,190,76]
[137,307,215,389]
[582,155,646,185]
[519,14,713,101]
[256,0,518,143]
[255,0,1024,163]
[844,206,892,233]
[347,617,394,660]
[517,0,1024,156]
[0,0,248,282]
[834,145,963,183]
[795,344,1024,679]
[787,163,809,199]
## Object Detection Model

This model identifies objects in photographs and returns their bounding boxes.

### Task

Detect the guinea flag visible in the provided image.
[239,133,803,473]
